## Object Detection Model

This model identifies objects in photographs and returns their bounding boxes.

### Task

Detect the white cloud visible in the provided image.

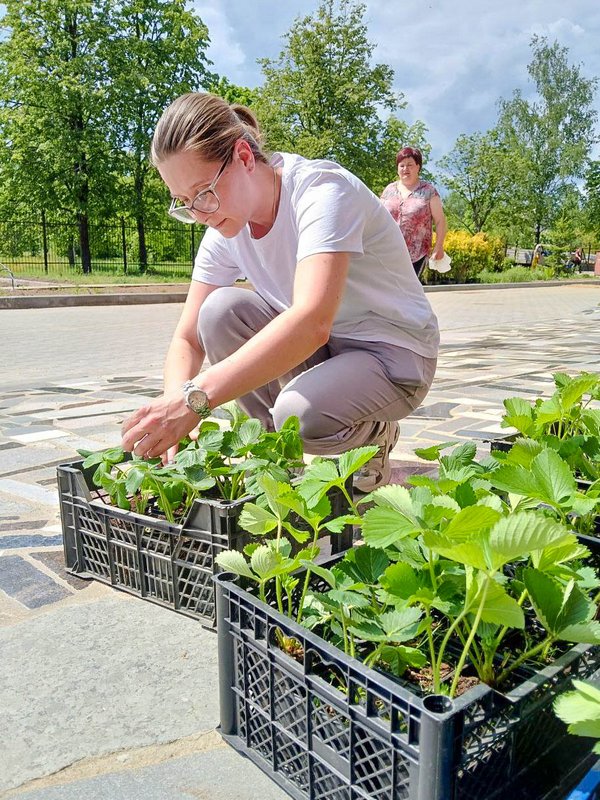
[192,3,246,74]
[198,0,600,161]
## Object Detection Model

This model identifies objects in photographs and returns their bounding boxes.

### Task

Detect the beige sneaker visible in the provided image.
[354,421,400,493]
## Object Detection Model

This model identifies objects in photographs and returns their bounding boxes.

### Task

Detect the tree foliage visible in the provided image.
[102,0,214,268]
[255,0,419,191]
[0,0,115,270]
[0,0,213,271]
[437,130,511,234]
[497,35,598,244]
[584,160,600,241]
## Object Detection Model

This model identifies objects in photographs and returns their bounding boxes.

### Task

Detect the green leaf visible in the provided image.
[379,645,426,675]
[215,550,255,579]
[328,588,371,609]
[488,463,542,498]
[239,503,278,536]
[422,531,488,570]
[232,418,264,450]
[454,482,478,508]
[558,373,600,411]
[379,607,422,640]
[524,570,595,637]
[443,441,478,467]
[536,396,562,429]
[370,484,415,517]
[466,574,525,628]
[501,397,534,435]
[124,465,146,496]
[535,540,591,571]
[523,568,563,632]
[300,563,336,588]
[196,429,225,453]
[444,505,502,541]
[413,442,457,461]
[250,545,280,579]
[362,506,419,548]
[346,545,390,584]
[531,449,576,503]
[379,562,420,601]
[503,437,544,467]
[257,474,293,520]
[487,513,574,571]
[337,446,379,479]
[558,622,600,644]
[555,680,600,725]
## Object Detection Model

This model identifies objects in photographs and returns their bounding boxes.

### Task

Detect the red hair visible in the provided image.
[396,147,422,168]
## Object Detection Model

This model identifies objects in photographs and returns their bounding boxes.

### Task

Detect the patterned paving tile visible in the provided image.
[1,294,599,612]
[0,555,71,608]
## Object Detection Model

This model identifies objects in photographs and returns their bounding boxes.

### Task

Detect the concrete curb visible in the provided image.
[1,278,599,309]
[0,291,188,309]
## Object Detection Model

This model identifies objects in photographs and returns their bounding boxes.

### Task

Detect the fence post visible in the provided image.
[120,217,127,275]
[41,210,49,274]
[191,225,196,266]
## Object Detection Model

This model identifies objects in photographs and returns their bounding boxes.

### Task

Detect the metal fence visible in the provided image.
[0,214,203,278]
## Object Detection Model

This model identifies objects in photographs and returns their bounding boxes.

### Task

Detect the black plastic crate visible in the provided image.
[57,460,353,626]
[215,570,600,800]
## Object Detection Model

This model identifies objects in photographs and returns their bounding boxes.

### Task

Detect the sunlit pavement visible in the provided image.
[0,283,599,798]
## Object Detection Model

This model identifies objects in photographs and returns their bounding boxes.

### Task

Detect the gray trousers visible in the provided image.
[198,287,436,455]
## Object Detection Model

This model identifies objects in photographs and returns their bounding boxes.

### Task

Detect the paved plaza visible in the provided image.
[1,283,599,798]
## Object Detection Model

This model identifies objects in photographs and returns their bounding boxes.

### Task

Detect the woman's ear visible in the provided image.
[235,139,255,173]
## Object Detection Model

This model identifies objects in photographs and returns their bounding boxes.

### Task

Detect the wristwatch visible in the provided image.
[182,380,212,419]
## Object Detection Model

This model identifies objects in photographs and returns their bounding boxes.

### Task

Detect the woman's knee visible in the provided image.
[272,389,339,440]
[197,287,246,343]
[198,287,275,357]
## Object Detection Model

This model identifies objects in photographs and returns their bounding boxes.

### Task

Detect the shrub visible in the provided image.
[427,230,505,284]
[478,266,539,283]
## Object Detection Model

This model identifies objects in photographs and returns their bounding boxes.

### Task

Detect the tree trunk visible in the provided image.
[78,212,91,274]
[67,237,75,269]
[134,163,147,272]
[137,214,147,273]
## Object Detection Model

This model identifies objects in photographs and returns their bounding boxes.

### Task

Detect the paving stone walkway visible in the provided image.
[1,284,599,798]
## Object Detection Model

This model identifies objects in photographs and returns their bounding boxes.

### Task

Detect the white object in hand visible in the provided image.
[428,252,452,273]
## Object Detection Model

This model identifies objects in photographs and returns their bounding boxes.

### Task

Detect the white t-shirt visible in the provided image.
[192,152,439,358]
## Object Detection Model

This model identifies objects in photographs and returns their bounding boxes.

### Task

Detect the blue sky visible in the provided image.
[195,0,600,165]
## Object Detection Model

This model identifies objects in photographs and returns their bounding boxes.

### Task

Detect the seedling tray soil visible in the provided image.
[215,570,600,800]
[57,460,352,626]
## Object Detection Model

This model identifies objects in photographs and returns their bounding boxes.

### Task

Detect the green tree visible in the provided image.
[0,0,114,272]
[583,160,600,243]
[437,130,511,234]
[209,76,259,108]
[255,0,410,190]
[497,35,598,245]
[373,116,431,196]
[103,0,214,271]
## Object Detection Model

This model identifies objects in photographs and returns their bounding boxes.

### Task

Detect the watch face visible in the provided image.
[189,389,207,409]
[184,383,210,415]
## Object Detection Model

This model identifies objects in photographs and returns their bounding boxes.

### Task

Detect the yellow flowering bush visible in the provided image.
[429,231,505,283]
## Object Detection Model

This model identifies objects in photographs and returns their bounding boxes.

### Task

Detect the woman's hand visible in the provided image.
[121,393,199,460]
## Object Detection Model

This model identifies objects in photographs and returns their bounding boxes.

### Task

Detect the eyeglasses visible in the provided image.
[168,157,229,223]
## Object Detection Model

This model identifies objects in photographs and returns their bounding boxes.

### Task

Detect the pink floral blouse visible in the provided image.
[380,180,439,262]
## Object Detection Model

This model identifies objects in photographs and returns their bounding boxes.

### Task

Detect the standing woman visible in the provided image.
[121,93,439,492]
[380,147,447,277]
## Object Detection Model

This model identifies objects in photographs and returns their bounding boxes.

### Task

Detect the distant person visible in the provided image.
[532,243,543,268]
[380,147,447,277]
[572,247,583,271]
[120,93,439,493]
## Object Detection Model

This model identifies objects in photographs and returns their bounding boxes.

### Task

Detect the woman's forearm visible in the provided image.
[164,336,205,395]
